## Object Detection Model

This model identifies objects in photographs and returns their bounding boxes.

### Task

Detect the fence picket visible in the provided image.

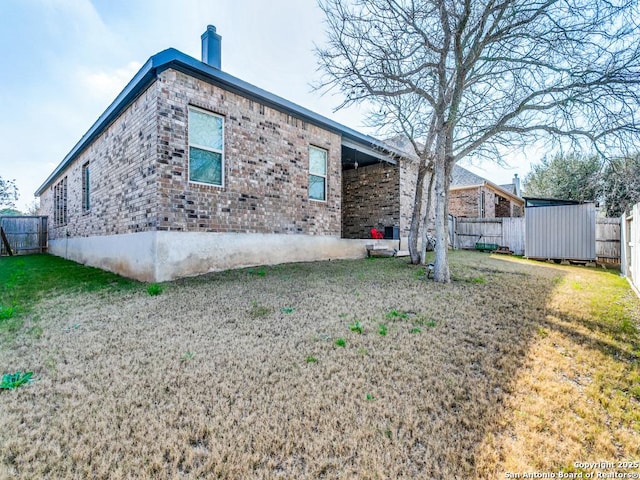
[0,216,48,255]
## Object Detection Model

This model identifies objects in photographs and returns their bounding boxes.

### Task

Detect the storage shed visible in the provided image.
[524,198,596,262]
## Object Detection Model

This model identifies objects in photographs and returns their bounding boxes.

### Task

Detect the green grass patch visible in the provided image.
[248,301,272,318]
[0,254,139,339]
[146,283,163,296]
[378,323,388,336]
[335,337,346,347]
[349,320,364,334]
[385,309,409,320]
[1,371,33,390]
[0,305,17,320]
[305,356,318,364]
[181,352,195,364]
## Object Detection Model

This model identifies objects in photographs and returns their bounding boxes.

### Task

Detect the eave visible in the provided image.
[36,48,403,196]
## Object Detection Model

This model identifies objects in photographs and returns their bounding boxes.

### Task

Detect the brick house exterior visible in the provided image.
[36,27,404,281]
[449,166,524,218]
[341,138,523,241]
[340,156,420,241]
[35,27,523,281]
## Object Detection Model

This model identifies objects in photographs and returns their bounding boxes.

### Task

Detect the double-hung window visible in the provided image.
[309,146,327,201]
[82,162,90,212]
[188,106,224,186]
[53,177,67,227]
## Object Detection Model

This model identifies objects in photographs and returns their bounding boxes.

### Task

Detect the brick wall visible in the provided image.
[496,195,511,217]
[484,188,496,218]
[40,84,159,239]
[512,204,523,217]
[40,68,343,240]
[342,162,399,238]
[449,187,496,218]
[449,188,480,217]
[155,69,342,236]
[399,158,436,238]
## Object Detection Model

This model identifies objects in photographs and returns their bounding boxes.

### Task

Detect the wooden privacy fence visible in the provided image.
[453,217,525,255]
[596,218,621,265]
[453,215,620,263]
[0,216,48,256]
[622,203,640,295]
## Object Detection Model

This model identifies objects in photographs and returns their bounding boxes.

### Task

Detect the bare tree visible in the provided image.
[316,0,640,282]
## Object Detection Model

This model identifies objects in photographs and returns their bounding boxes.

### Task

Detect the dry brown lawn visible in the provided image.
[1,251,638,479]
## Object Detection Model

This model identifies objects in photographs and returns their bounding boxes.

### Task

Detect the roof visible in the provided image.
[523,197,594,208]
[500,182,517,194]
[379,139,523,204]
[36,48,404,196]
[451,165,487,188]
[450,165,524,204]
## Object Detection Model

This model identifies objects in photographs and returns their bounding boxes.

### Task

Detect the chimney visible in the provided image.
[513,174,521,197]
[201,25,221,69]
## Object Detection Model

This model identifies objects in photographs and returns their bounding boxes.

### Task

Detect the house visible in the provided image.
[349,136,525,238]
[449,166,524,218]
[35,25,410,282]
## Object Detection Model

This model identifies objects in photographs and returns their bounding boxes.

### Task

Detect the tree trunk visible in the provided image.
[432,154,451,282]
[420,169,435,265]
[408,162,428,265]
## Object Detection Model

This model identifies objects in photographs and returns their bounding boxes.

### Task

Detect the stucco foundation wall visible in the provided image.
[154,231,398,281]
[48,232,157,282]
[40,84,160,239]
[342,163,400,239]
[48,232,399,282]
[154,69,342,236]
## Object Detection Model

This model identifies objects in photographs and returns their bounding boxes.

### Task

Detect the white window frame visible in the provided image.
[188,106,225,187]
[309,145,327,202]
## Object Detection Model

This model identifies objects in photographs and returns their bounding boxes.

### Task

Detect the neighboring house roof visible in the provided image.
[381,137,524,205]
[451,165,524,204]
[36,48,404,196]
[451,165,487,188]
[500,182,517,195]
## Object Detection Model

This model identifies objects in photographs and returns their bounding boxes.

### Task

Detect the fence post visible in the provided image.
[0,226,13,256]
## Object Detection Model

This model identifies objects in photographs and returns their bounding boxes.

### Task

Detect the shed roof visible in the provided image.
[523,197,594,208]
[35,48,403,196]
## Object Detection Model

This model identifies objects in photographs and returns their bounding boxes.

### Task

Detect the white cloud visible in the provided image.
[75,61,143,102]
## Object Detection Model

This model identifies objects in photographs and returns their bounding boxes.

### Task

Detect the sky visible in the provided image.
[0,0,537,212]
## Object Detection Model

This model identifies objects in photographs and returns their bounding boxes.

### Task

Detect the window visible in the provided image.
[480,191,486,218]
[82,162,90,212]
[309,146,327,201]
[188,106,224,186]
[53,177,67,227]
